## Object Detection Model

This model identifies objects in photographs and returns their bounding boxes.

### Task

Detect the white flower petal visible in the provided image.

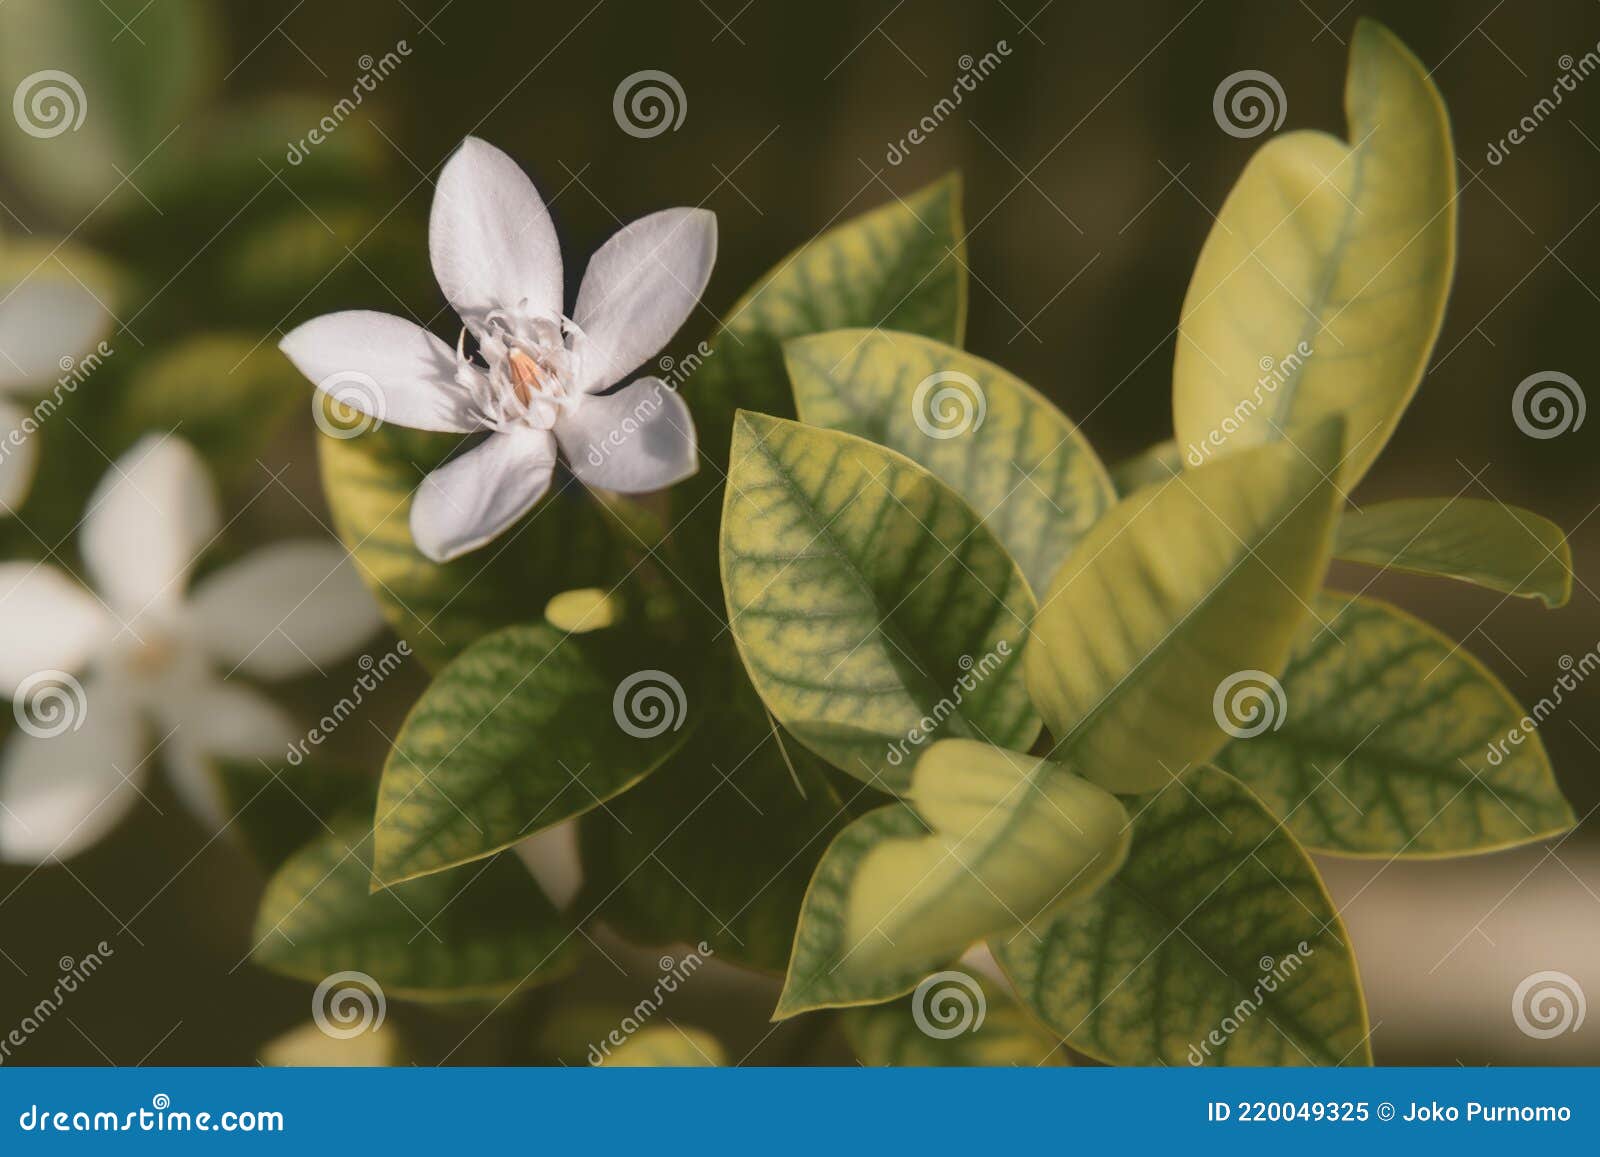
[0,680,145,864]
[556,377,698,493]
[0,268,111,393]
[188,541,385,680]
[514,820,582,909]
[574,208,716,393]
[429,137,563,325]
[0,399,39,514]
[82,435,219,618]
[166,679,297,762]
[161,680,297,834]
[279,311,478,434]
[0,563,109,696]
[409,427,557,563]
[162,740,226,836]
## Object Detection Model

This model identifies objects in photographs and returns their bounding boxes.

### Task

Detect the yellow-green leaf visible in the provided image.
[374,623,689,885]
[1335,498,1571,607]
[1027,420,1344,794]
[776,739,1129,1018]
[252,817,579,1002]
[721,413,1038,790]
[599,1026,727,1067]
[842,974,1065,1066]
[317,420,628,669]
[784,329,1114,595]
[1214,592,1575,855]
[1110,439,1183,497]
[996,766,1371,1066]
[1173,20,1455,488]
[690,176,966,474]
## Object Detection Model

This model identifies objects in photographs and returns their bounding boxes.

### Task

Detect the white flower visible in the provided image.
[0,257,114,515]
[0,435,384,863]
[280,137,716,563]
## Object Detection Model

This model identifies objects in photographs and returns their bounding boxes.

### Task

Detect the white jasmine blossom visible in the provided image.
[0,435,384,862]
[280,137,715,562]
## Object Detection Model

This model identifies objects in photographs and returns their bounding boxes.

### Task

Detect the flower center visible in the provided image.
[455,309,588,433]
[507,349,552,405]
[128,634,181,677]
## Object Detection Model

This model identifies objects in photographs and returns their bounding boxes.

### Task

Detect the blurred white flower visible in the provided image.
[280,136,715,562]
[0,259,114,515]
[0,435,384,863]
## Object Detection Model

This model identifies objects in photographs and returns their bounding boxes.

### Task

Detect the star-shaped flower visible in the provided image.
[0,436,384,862]
[280,137,715,562]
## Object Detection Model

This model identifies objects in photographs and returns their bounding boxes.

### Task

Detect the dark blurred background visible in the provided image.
[1,0,1597,1065]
